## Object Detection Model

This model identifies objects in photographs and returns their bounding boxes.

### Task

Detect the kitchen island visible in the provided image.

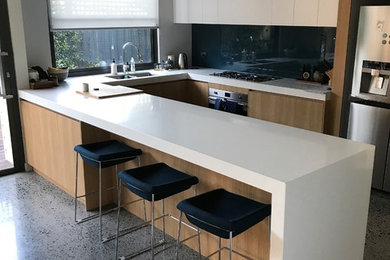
[19,70,373,260]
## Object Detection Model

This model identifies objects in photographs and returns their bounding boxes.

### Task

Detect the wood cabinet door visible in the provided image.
[248,90,326,132]
[187,80,209,107]
[20,100,83,194]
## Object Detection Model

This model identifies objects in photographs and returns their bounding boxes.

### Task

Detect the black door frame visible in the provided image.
[0,0,25,175]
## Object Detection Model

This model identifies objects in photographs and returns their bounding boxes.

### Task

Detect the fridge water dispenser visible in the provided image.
[360,60,390,96]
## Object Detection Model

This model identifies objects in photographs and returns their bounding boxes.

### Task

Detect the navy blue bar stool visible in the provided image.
[74,140,142,242]
[115,162,199,260]
[176,189,271,260]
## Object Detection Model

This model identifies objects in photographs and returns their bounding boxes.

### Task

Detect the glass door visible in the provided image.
[0,0,25,175]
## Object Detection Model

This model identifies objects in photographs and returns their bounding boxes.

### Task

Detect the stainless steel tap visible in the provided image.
[122,42,143,64]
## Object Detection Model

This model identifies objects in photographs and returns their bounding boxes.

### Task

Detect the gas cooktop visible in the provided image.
[211,71,278,83]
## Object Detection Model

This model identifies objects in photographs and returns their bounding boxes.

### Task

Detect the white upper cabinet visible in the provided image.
[173,0,189,23]
[188,0,203,23]
[174,0,339,27]
[203,0,218,24]
[271,0,294,25]
[318,0,339,27]
[218,0,271,25]
[293,0,319,26]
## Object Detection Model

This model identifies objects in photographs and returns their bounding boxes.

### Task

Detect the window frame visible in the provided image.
[49,27,159,77]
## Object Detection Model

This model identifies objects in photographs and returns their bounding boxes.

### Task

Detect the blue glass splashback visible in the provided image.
[192,24,336,79]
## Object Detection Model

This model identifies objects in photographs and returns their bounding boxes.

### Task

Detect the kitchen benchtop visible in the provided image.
[18,69,373,260]
[18,72,367,187]
[63,68,330,101]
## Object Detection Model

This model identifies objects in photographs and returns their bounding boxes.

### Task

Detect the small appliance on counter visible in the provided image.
[178,53,188,69]
[347,6,390,192]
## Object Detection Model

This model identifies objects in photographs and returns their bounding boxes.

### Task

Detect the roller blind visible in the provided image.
[49,0,159,30]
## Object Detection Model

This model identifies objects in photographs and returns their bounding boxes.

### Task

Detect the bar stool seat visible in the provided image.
[74,140,142,242]
[74,140,141,168]
[176,188,271,260]
[118,163,199,201]
[115,163,199,259]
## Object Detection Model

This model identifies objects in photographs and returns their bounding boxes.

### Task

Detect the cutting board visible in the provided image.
[76,84,143,99]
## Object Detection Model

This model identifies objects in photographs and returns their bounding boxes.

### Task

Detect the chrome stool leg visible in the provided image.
[162,199,166,243]
[151,194,155,260]
[99,162,103,242]
[74,152,79,223]
[197,227,201,260]
[229,232,233,260]
[115,179,122,260]
[176,211,183,260]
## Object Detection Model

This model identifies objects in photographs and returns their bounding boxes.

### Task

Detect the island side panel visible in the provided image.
[20,100,115,211]
[20,100,84,196]
[282,149,374,260]
[112,133,272,260]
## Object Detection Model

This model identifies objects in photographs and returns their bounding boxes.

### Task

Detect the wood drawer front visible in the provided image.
[248,90,325,133]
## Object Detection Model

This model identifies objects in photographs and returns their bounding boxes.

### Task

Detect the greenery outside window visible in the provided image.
[48,0,159,76]
[51,28,157,75]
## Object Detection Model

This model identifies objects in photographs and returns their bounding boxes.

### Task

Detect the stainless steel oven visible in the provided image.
[208,87,248,116]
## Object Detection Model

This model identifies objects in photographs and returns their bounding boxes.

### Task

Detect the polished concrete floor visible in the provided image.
[0,171,389,260]
[0,172,202,260]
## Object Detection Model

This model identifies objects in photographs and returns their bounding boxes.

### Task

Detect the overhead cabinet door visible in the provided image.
[218,0,271,25]
[318,0,339,27]
[293,0,319,26]
[188,0,202,23]
[174,0,338,26]
[203,0,218,24]
[271,0,294,25]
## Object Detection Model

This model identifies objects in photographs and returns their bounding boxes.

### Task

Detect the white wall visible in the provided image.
[7,0,29,90]
[159,0,192,65]
[21,0,52,69]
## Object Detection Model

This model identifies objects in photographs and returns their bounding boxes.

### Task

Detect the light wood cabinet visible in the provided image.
[248,90,326,132]
[20,100,113,210]
[135,80,209,107]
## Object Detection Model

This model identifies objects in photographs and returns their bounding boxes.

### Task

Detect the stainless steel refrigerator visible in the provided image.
[348,6,390,192]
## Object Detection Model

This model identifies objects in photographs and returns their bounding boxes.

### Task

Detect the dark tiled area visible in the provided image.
[0,172,201,260]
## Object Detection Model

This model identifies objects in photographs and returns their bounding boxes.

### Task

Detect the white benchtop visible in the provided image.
[94,68,330,101]
[18,75,367,188]
[18,70,374,260]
